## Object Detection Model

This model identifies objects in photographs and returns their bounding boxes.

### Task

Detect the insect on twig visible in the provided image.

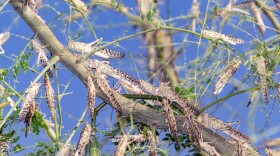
[214,58,242,95]
[68,38,102,54]
[201,29,244,45]
[147,130,157,156]
[0,32,10,55]
[162,98,180,147]
[95,69,122,114]
[256,56,268,103]
[68,38,125,59]
[31,39,54,78]
[113,135,128,156]
[86,59,140,92]
[75,123,92,156]
[215,0,250,17]
[44,75,55,119]
[24,101,36,137]
[86,76,96,120]
[19,83,41,121]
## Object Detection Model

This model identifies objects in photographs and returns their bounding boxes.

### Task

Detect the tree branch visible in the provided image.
[92,0,180,86]
[254,0,280,32]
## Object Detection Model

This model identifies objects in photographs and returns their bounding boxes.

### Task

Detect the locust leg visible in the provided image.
[0,46,4,55]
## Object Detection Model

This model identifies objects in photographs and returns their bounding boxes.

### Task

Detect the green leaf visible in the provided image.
[25,153,36,156]
[19,61,29,73]
[31,111,48,135]
[188,148,196,152]
[22,52,32,59]
[10,110,20,119]
[165,133,172,138]
[175,87,180,93]
[3,130,15,139]
[103,128,119,137]
[185,139,194,147]
[13,65,19,78]
[0,68,4,75]
[174,143,180,151]
[13,144,24,153]
[179,135,184,142]
[0,69,8,80]
[213,6,218,12]
[36,142,46,147]
[157,149,169,156]
[193,153,203,156]
[49,147,55,153]
[143,126,148,137]
[12,136,20,143]
[147,10,154,22]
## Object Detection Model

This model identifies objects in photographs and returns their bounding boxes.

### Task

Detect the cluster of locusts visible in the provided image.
[69,36,259,155]
[2,0,280,155]
[214,0,280,36]
[68,0,275,155]
[203,0,275,105]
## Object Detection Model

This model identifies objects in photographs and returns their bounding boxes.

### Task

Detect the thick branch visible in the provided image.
[254,0,280,32]
[93,0,180,86]
[9,1,259,155]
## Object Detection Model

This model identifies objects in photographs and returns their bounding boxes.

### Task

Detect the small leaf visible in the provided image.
[0,69,8,80]
[185,139,194,147]
[36,142,46,147]
[165,133,172,138]
[175,87,180,93]
[19,61,29,73]
[13,144,24,153]
[174,143,180,151]
[3,130,15,138]
[142,126,147,137]
[10,110,20,119]
[147,10,154,22]
[22,52,32,59]
[213,6,218,12]
[188,148,196,152]
[13,65,19,78]
[193,153,203,156]
[201,71,206,77]
[179,135,184,142]
[0,68,4,75]
[12,136,20,143]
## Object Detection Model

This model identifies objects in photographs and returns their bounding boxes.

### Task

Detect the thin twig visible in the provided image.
[254,0,280,32]
[77,29,158,63]
[200,86,259,113]
[65,106,88,144]
[0,56,59,141]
